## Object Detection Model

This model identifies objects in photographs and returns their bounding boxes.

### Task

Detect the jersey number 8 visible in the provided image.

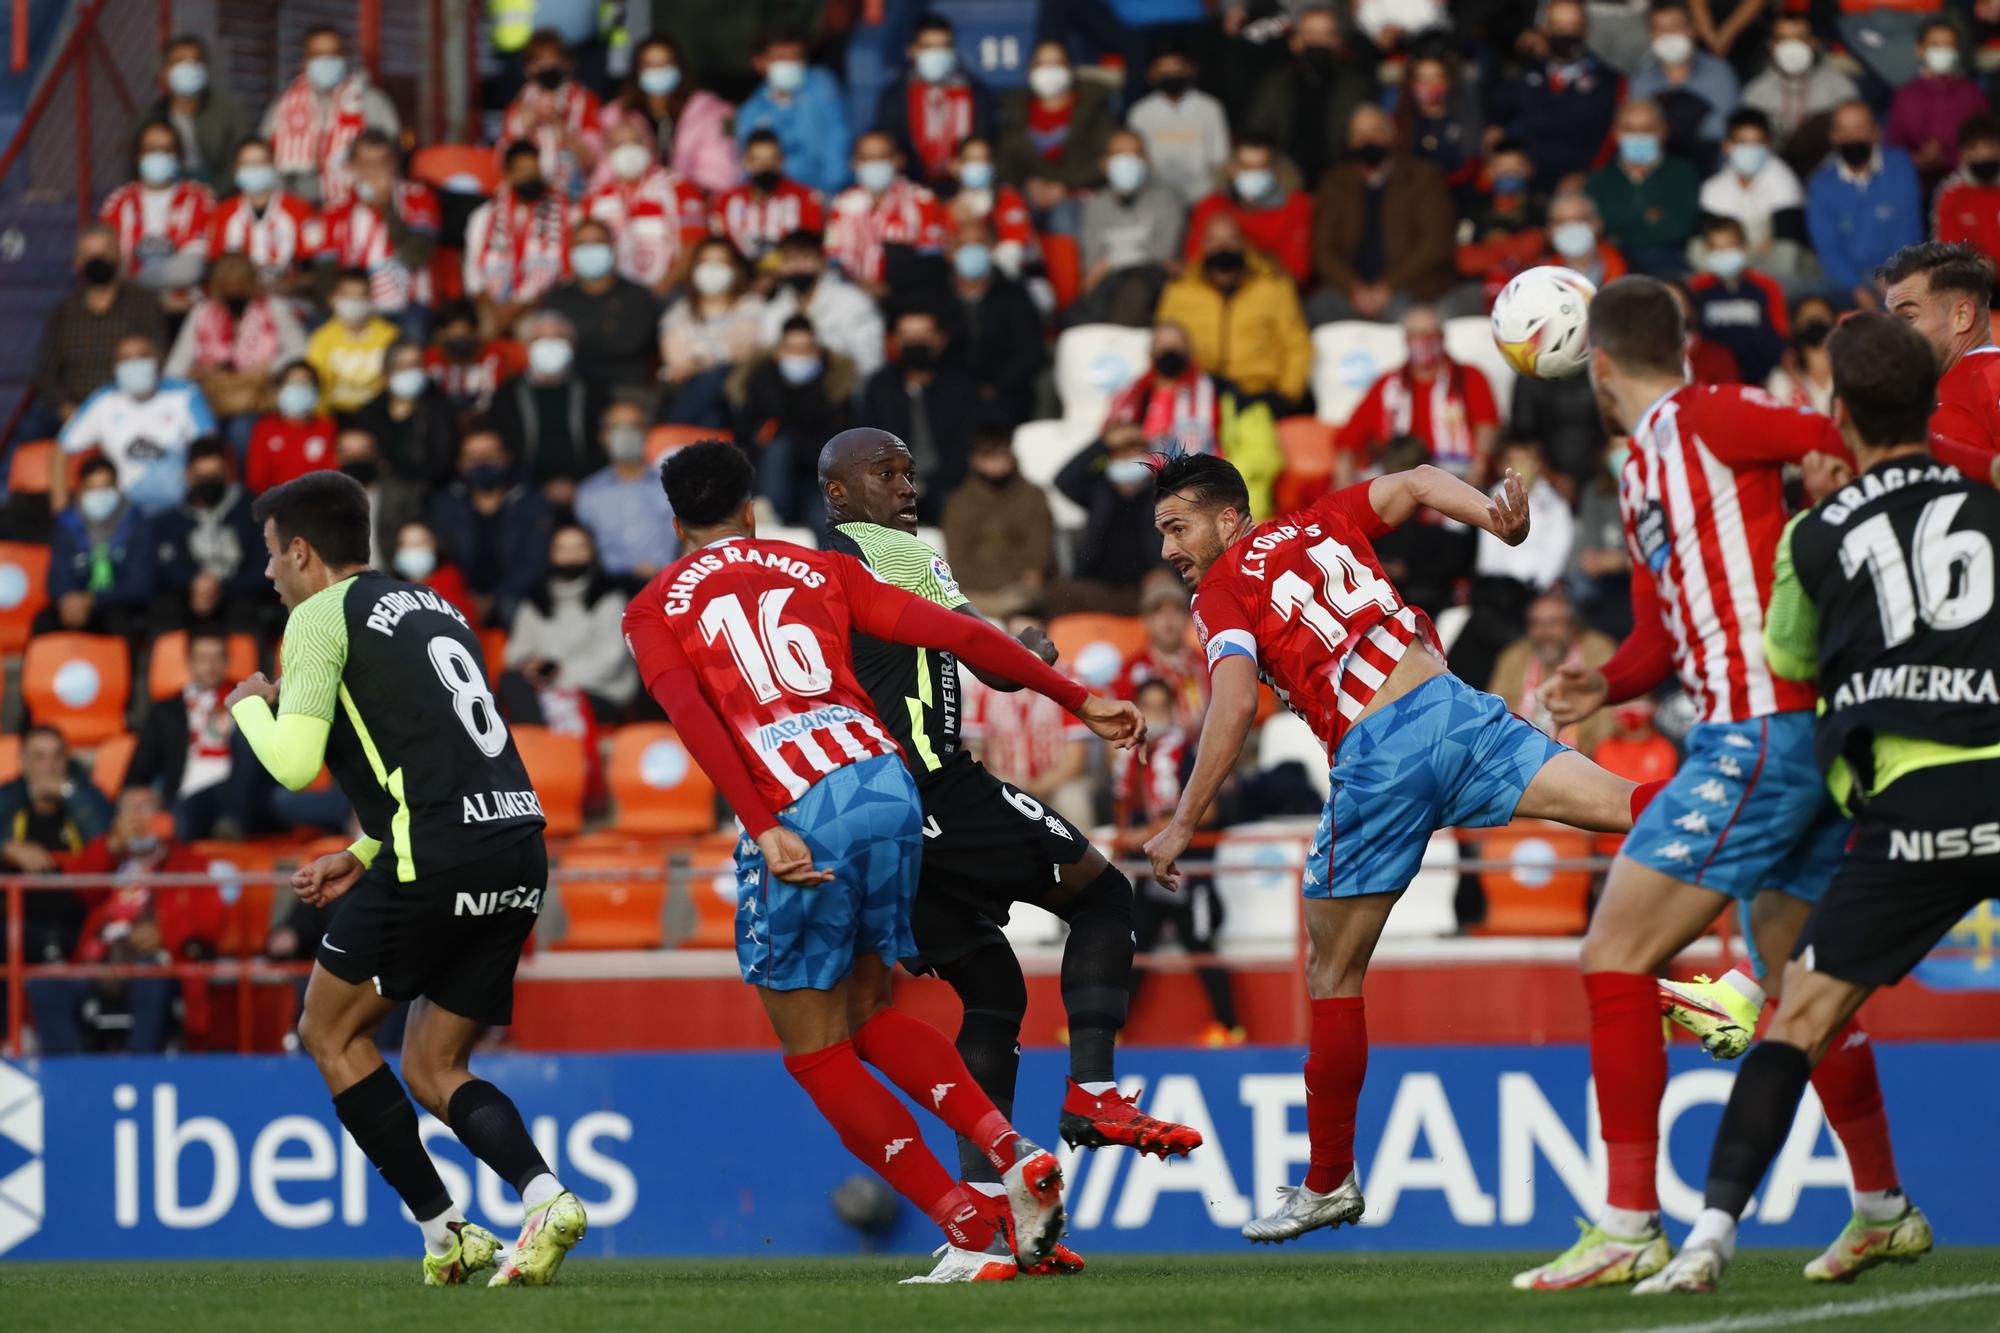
[429,635,508,757]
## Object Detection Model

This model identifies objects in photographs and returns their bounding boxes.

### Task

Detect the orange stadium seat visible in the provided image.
[1470,821,1593,937]
[479,627,508,685]
[553,847,667,949]
[23,633,131,746]
[90,732,137,798]
[0,734,19,785]
[409,144,499,196]
[682,832,743,948]
[609,725,719,836]
[147,630,261,701]
[1047,613,1149,690]
[1274,416,1337,514]
[511,725,586,838]
[186,840,290,958]
[646,423,715,464]
[8,439,54,494]
[0,540,52,653]
[1040,232,1081,310]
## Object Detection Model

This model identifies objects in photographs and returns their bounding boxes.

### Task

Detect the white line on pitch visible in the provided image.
[1609,1281,2000,1333]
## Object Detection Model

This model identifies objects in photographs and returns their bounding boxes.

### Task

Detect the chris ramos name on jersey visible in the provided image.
[661,543,827,617]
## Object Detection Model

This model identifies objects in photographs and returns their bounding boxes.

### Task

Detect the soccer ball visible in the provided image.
[1491,266,1598,380]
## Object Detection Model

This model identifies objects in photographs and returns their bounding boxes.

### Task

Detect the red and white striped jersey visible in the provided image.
[1928,343,2000,480]
[316,182,442,311]
[206,192,320,284]
[1619,384,1842,723]
[713,177,825,262]
[100,180,213,276]
[825,178,947,286]
[582,168,709,288]
[622,538,902,809]
[461,188,572,303]
[1191,483,1440,755]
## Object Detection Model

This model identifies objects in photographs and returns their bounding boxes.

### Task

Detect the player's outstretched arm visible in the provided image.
[1145,653,1259,891]
[1368,464,1530,544]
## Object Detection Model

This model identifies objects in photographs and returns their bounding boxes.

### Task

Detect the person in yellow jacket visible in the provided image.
[1155,212,1312,409]
[305,270,400,414]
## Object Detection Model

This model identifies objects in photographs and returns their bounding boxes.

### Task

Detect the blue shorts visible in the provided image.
[733,753,923,991]
[1621,712,1850,910]
[1308,674,1566,898]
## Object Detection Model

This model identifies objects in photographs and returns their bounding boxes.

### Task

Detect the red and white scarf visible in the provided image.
[268,73,369,207]
[190,296,283,373]
[826,178,944,285]
[208,192,317,284]
[1379,365,1475,467]
[583,168,706,287]
[320,181,441,310]
[100,180,212,275]
[1104,370,1219,453]
[465,188,571,303]
[500,82,604,198]
[909,80,974,180]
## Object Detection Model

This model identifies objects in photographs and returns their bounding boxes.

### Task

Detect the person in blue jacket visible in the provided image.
[736,29,851,197]
[43,454,157,643]
[1807,101,1923,309]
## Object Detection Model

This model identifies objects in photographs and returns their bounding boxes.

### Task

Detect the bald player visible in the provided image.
[817,428,1201,1280]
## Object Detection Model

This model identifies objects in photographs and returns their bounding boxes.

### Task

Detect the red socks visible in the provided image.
[1303,997,1367,1194]
[852,1007,1018,1174]
[785,1039,993,1245]
[1585,971,1666,1212]
[1810,1017,1900,1193]
[1630,779,1670,823]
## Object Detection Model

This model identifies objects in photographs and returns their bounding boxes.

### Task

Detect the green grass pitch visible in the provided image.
[4,1250,1999,1332]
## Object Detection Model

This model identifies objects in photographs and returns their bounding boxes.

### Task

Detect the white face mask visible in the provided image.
[692,261,736,296]
[528,337,573,378]
[1651,32,1694,66]
[388,367,429,400]
[609,142,652,181]
[1028,64,1072,99]
[1923,45,1960,76]
[856,159,896,194]
[1772,38,1814,77]
[333,296,372,326]
[394,546,437,580]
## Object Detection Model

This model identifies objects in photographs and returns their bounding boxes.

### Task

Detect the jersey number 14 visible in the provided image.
[1271,538,1399,650]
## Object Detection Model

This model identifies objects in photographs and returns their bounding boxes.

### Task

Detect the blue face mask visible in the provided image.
[306,55,348,91]
[914,48,956,84]
[1106,154,1147,194]
[953,243,993,281]
[79,488,121,523]
[389,367,429,400]
[1705,247,1748,280]
[1605,441,1631,479]
[958,160,994,191]
[277,382,319,420]
[638,65,681,97]
[766,60,806,94]
[1493,171,1528,194]
[778,353,822,385]
[166,61,207,97]
[138,152,179,187]
[115,357,159,398]
[1233,168,1274,200]
[856,159,896,193]
[1618,133,1661,168]
[571,243,616,281]
[1552,220,1596,259]
[235,162,277,196]
[1726,142,1768,177]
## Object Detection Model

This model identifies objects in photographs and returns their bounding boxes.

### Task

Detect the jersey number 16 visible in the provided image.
[701,588,834,704]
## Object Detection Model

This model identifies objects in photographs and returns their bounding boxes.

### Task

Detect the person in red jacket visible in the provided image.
[1185,137,1314,285]
[1931,117,2000,269]
[27,786,223,1054]
[1880,240,2000,486]
[246,361,337,492]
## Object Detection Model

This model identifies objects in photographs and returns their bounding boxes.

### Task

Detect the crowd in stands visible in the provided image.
[8,0,2000,1047]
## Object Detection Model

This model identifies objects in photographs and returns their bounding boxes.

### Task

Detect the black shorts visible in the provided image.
[1134,873,1223,956]
[317,833,546,1026]
[1793,759,2000,988]
[907,756,1094,970]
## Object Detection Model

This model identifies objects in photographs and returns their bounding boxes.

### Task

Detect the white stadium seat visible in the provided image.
[1311,321,1407,426]
[762,525,819,550]
[1053,323,1151,427]
[1444,314,1516,425]
[1011,417,1095,530]
[1379,832,1461,938]
[1256,712,1328,798]
[913,525,946,556]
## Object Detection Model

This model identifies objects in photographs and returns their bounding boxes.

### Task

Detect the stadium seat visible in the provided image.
[933,0,1036,89]
[1274,415,1337,513]
[90,732,137,798]
[1311,322,1407,426]
[1444,315,1516,424]
[1255,713,1329,798]
[762,525,818,550]
[23,633,131,746]
[1471,821,1593,936]
[1047,613,1148,689]
[609,725,720,835]
[187,840,289,957]
[1040,232,1081,309]
[553,847,667,950]
[7,439,54,494]
[1053,324,1150,426]
[479,627,507,685]
[1381,831,1460,938]
[146,630,261,701]
[0,734,18,785]
[409,144,499,197]
[680,832,743,948]
[0,540,51,653]
[646,423,715,464]
[511,725,586,838]
[1010,417,1094,530]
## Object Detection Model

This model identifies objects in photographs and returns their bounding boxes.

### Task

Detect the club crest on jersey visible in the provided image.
[1043,814,1073,840]
[930,556,962,601]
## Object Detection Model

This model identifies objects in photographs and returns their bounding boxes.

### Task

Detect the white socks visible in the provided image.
[1719,969,1765,1008]
[1077,1081,1116,1097]
[419,1207,464,1257]
[1686,1207,1738,1259]
[1854,1187,1908,1221]
[1602,1204,1658,1239]
[521,1172,564,1209]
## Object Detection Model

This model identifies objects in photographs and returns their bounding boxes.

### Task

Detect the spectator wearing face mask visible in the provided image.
[1125,42,1231,208]
[1496,0,1622,193]
[1337,305,1500,485]
[582,121,709,295]
[426,428,554,624]
[388,519,477,623]
[826,131,950,301]
[245,361,336,493]
[1458,140,1547,290]
[1244,7,1372,190]
[941,137,1037,281]
[759,229,885,376]
[1585,98,1701,276]
[164,253,306,450]
[1764,298,1837,415]
[872,14,992,191]
[149,33,252,192]
[463,140,575,336]
[1160,213,1312,409]
[1187,137,1315,286]
[501,523,638,726]
[729,315,855,527]
[1052,421,1171,615]
[601,35,741,195]
[155,437,270,631]
[1450,438,1575,689]
[1626,1,1740,158]
[575,399,679,583]
[1310,102,1458,321]
[1075,130,1185,327]
[1686,215,1789,384]
[1103,322,1225,457]
[713,130,826,266]
[1667,279,1742,384]
[994,41,1113,227]
[259,24,398,208]
[939,218,1043,425]
[939,424,1054,619]
[44,456,158,641]
[100,119,213,315]
[304,268,398,415]
[1934,116,2000,268]
[498,29,604,201]
[1398,53,1483,205]
[56,331,213,517]
[425,300,525,425]
[1887,19,1987,189]
[1698,109,1809,286]
[351,339,459,493]
[539,217,666,395]
[858,307,979,523]
[490,308,608,507]
[657,239,765,429]
[1526,188,1628,297]
[736,30,851,196]
[204,139,317,290]
[314,128,442,338]
[1741,18,1858,168]
[1807,101,1923,310]
[28,224,166,442]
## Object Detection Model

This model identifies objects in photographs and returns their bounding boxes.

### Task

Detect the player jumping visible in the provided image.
[621,441,1145,1283]
[1141,453,1645,1244]
[228,472,585,1287]
[1639,314,1994,1293]
[817,428,1203,1280]
[1522,277,1922,1291]
[1880,241,2000,487]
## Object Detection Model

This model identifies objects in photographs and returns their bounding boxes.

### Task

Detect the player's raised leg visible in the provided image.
[294,966,500,1286]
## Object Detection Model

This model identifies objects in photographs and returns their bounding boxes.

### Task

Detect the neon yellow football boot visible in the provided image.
[1512,1217,1670,1290]
[1804,1204,1933,1282]
[421,1220,502,1286]
[489,1192,588,1287]
[1659,973,1762,1060]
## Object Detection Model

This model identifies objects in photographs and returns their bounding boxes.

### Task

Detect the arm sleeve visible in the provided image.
[1762,512,1819,682]
[1703,389,1854,467]
[1598,561,1678,702]
[229,702,332,792]
[277,586,348,724]
[1326,479,1398,539]
[1929,432,1996,483]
